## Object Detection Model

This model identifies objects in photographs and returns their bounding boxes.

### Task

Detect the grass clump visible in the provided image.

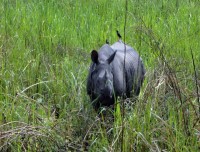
[0,0,199,151]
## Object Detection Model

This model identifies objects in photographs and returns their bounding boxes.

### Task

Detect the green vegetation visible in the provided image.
[0,0,199,151]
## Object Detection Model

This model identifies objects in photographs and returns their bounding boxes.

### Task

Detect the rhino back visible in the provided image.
[111,41,145,96]
[111,41,144,75]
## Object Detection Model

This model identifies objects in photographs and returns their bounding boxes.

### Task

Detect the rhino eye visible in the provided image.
[91,70,97,80]
[97,79,101,84]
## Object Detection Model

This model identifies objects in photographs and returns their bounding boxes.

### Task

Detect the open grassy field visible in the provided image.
[0,0,199,151]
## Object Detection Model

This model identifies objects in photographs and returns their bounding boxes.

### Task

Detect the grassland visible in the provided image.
[0,0,199,151]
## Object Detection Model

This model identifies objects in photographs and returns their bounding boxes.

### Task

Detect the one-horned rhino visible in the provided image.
[87,34,145,111]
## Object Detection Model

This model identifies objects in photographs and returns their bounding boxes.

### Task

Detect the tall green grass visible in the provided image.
[0,0,199,151]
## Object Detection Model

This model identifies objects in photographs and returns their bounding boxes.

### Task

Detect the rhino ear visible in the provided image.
[107,51,116,64]
[91,50,98,64]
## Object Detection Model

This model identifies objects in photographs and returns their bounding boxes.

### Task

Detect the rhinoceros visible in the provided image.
[87,33,145,111]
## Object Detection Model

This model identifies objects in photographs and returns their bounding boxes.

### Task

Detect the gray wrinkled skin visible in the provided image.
[87,40,145,111]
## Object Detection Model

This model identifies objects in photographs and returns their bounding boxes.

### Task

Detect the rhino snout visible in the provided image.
[100,87,113,98]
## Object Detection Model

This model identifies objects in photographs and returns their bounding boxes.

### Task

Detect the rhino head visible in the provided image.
[90,50,116,105]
